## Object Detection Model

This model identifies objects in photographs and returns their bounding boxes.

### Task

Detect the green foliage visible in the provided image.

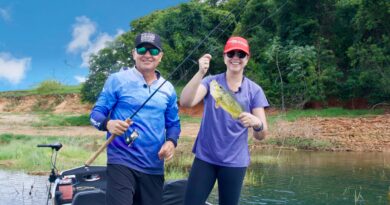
[36,80,64,94]
[79,0,390,107]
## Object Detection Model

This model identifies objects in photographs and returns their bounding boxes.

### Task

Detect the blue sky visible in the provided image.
[0,0,189,92]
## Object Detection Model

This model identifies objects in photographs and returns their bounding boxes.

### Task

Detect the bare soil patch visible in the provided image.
[269,114,390,152]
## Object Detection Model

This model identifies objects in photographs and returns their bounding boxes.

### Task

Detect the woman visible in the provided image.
[180,36,269,205]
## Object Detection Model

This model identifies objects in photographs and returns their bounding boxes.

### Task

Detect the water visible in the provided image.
[0,170,48,205]
[208,150,390,205]
[1,150,390,205]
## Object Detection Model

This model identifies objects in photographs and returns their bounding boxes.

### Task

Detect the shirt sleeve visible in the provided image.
[251,85,269,109]
[201,75,213,90]
[164,87,181,146]
[90,74,119,131]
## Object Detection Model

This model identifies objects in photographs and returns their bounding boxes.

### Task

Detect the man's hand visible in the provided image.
[107,119,132,136]
[158,140,175,161]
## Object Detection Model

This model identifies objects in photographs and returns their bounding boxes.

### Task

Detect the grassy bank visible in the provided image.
[0,108,385,182]
[30,107,383,127]
[0,84,81,97]
[0,133,282,185]
[0,134,106,172]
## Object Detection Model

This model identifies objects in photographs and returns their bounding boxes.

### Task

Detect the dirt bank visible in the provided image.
[0,94,389,152]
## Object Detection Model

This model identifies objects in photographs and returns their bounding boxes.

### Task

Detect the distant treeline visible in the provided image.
[81,0,389,109]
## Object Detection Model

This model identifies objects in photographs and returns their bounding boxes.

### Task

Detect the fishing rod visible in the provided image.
[85,0,248,166]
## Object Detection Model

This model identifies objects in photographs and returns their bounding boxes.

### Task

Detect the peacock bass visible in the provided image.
[209,80,243,119]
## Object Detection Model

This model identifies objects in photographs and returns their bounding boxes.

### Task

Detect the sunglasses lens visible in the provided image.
[149,48,160,56]
[136,47,147,55]
[237,51,247,58]
[136,47,160,56]
[226,51,235,58]
[226,50,247,59]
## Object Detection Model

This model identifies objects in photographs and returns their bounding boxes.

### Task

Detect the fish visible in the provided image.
[209,80,243,119]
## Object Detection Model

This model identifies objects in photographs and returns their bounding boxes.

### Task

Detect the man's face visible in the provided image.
[132,43,163,72]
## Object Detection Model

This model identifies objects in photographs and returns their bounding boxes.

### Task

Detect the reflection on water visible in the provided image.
[0,170,48,205]
[207,150,390,205]
[1,150,390,205]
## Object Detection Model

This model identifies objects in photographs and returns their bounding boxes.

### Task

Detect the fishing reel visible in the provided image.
[125,129,139,146]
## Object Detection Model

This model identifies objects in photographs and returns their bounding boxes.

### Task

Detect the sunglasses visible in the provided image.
[136,46,161,56]
[226,50,247,59]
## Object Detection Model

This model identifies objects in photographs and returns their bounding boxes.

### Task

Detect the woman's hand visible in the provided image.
[238,112,262,128]
[198,54,212,75]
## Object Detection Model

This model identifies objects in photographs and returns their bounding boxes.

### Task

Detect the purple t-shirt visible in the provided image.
[193,73,269,167]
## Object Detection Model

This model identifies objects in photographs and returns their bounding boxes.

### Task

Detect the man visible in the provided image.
[90,32,181,205]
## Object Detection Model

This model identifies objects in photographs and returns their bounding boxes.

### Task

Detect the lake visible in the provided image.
[208,150,390,205]
[1,150,389,205]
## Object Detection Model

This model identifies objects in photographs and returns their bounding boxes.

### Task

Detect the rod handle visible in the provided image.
[84,134,115,166]
[84,118,131,166]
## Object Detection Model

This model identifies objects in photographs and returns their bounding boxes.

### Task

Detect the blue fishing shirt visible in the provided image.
[193,73,269,167]
[90,67,181,175]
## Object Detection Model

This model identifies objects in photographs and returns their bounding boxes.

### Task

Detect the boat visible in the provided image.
[52,165,210,205]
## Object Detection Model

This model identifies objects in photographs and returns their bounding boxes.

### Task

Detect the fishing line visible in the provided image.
[170,5,246,87]
[127,0,248,120]
[171,0,289,86]
[242,0,288,36]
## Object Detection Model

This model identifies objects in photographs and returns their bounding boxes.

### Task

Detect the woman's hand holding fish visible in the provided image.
[238,112,262,129]
[198,54,212,75]
[107,119,132,136]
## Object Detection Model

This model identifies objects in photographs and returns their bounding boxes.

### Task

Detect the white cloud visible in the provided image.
[80,30,124,67]
[0,8,11,22]
[0,52,31,84]
[67,16,124,67]
[74,75,86,83]
[67,16,96,53]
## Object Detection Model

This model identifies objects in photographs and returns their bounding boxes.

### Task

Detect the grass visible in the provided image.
[268,107,384,122]
[266,137,333,150]
[179,114,202,123]
[0,133,273,184]
[0,83,81,97]
[29,113,200,127]
[0,134,106,172]
[32,114,91,127]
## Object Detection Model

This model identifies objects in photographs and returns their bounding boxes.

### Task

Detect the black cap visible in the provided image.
[134,32,162,51]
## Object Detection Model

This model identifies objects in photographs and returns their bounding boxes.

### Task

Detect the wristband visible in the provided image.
[253,122,264,132]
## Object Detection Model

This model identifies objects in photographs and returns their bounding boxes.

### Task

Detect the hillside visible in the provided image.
[0,93,91,114]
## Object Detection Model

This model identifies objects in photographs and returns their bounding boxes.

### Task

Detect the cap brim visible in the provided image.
[136,42,162,51]
[224,47,249,55]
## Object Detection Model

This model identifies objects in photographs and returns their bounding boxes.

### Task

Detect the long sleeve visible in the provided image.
[90,74,119,131]
[165,87,181,146]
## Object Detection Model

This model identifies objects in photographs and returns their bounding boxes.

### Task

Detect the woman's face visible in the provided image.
[223,49,249,73]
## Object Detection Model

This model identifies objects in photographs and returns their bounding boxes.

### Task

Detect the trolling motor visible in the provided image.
[37,142,62,205]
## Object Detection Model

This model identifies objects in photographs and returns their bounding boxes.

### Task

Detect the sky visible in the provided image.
[0,0,189,92]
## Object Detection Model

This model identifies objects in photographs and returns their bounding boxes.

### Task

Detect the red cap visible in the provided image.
[223,36,250,55]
